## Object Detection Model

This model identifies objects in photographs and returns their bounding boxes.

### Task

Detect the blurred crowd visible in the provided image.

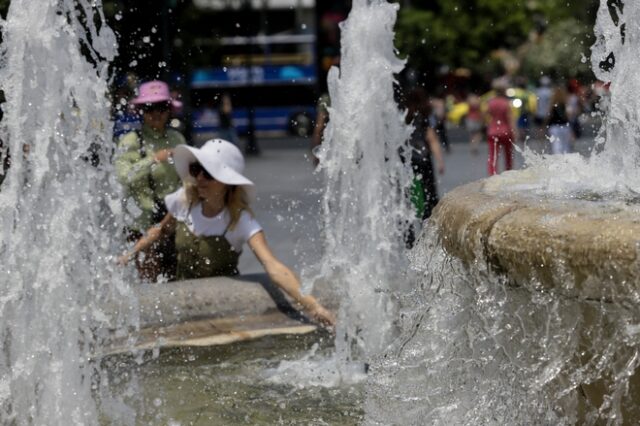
[449,74,602,158]
[408,74,603,177]
[309,72,603,245]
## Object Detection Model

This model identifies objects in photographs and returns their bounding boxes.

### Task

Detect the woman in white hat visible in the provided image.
[119,139,335,327]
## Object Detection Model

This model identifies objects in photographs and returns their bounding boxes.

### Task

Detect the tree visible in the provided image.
[519,18,594,82]
[395,1,534,84]
[394,0,598,87]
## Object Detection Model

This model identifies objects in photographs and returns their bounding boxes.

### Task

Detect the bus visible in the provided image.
[187,1,319,144]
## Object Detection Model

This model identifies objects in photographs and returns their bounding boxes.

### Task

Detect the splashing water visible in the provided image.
[0,1,136,424]
[367,224,640,424]
[314,0,415,367]
[365,1,640,424]
[514,0,640,198]
[591,0,640,179]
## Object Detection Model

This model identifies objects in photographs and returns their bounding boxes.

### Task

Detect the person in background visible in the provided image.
[566,79,583,140]
[169,87,187,134]
[514,76,533,143]
[310,93,330,167]
[535,76,553,138]
[115,80,186,282]
[430,97,450,153]
[485,78,515,176]
[548,86,574,154]
[112,72,141,140]
[217,92,239,146]
[465,93,484,155]
[406,87,445,221]
[119,139,336,328]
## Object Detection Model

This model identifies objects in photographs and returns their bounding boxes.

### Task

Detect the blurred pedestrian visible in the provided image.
[115,80,186,282]
[112,72,141,140]
[119,139,336,328]
[430,97,450,153]
[514,76,533,143]
[566,79,583,140]
[535,76,553,138]
[217,92,239,146]
[548,86,574,154]
[405,87,445,220]
[485,78,515,176]
[310,93,330,167]
[465,93,484,155]
[169,87,187,134]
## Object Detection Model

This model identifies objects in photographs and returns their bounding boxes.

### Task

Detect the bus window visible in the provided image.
[188,3,319,144]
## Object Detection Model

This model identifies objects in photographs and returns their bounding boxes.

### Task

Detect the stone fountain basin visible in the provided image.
[105,274,337,354]
[431,175,640,301]
[430,173,640,423]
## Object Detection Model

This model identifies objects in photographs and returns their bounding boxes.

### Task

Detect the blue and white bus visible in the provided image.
[188,5,319,144]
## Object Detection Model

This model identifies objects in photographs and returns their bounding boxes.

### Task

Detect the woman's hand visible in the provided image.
[304,301,336,330]
[248,231,337,330]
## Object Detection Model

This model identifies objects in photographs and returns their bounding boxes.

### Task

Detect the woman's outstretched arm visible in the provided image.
[248,231,336,328]
[118,213,177,265]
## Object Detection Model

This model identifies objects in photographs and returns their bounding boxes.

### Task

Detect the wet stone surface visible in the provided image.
[100,332,364,425]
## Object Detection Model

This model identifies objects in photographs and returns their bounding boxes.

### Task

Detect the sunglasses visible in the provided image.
[141,102,171,113]
[188,162,214,180]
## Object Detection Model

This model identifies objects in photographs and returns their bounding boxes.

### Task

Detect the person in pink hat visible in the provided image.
[119,139,335,328]
[115,80,186,282]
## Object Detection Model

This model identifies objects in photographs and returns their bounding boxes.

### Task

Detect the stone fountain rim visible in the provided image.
[429,175,640,301]
[102,273,337,355]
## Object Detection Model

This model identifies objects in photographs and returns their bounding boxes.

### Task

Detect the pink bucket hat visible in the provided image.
[131,80,183,108]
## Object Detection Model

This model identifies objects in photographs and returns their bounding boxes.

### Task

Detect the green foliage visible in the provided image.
[531,0,597,23]
[394,0,598,82]
[520,18,594,81]
[395,1,534,78]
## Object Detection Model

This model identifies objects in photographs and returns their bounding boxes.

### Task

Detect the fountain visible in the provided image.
[3,0,638,424]
[313,0,415,365]
[366,1,640,425]
[0,0,138,424]
[0,0,408,423]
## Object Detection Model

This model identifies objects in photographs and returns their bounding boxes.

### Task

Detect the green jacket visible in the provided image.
[115,125,185,230]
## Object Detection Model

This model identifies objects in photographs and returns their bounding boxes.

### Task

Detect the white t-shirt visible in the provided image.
[164,188,262,253]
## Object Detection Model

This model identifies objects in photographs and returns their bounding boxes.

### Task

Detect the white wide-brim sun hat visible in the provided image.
[173,139,255,199]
